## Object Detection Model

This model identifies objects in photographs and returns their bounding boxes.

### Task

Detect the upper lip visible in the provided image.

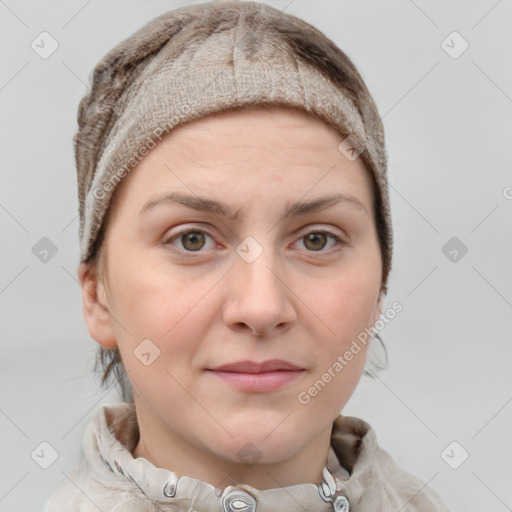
[208,360,303,373]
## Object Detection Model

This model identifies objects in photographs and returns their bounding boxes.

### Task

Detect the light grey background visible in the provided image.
[1,1,511,511]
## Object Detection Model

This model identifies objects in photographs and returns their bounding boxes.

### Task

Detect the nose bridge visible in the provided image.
[235,247,282,298]
[235,237,283,301]
[224,235,295,335]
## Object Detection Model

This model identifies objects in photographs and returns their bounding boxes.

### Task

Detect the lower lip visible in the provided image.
[208,370,304,392]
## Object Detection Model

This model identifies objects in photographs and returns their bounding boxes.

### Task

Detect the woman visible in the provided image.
[45,1,449,510]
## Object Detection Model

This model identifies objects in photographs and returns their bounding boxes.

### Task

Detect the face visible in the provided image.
[79,105,383,484]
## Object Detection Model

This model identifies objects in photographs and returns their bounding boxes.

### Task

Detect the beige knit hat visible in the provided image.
[75,0,393,293]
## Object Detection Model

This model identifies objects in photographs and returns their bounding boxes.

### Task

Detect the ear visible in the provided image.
[77,262,118,349]
[370,290,384,328]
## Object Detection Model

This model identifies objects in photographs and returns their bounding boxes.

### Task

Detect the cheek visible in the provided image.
[299,274,374,415]
[106,261,215,399]
[307,263,380,340]
[105,250,212,360]
[301,258,379,397]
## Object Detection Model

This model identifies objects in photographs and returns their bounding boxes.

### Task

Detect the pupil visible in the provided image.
[183,232,205,251]
[305,233,326,251]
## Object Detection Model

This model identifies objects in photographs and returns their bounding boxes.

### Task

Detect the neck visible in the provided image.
[131,397,333,490]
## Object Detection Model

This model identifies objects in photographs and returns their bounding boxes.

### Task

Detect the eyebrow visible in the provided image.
[138,191,368,221]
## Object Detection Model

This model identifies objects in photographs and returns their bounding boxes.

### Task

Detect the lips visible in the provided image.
[206,360,304,393]
[208,359,303,373]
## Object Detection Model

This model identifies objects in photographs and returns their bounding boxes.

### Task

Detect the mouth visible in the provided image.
[206,359,305,393]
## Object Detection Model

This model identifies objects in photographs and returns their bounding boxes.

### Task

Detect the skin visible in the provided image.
[78,105,383,490]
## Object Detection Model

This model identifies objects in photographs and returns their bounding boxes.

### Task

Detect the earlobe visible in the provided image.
[77,262,118,349]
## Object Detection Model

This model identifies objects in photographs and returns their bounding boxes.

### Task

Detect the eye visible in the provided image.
[164,229,216,253]
[295,231,342,252]
[163,227,343,256]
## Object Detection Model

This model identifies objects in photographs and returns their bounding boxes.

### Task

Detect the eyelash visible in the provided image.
[163,227,344,256]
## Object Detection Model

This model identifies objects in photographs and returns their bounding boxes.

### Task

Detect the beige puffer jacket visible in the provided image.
[44,402,449,512]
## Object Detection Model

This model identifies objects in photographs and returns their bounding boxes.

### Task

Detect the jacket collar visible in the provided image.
[81,402,449,512]
[84,402,364,511]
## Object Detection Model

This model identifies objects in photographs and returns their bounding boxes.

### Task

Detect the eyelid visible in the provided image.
[162,224,346,255]
[163,226,218,255]
[292,229,344,253]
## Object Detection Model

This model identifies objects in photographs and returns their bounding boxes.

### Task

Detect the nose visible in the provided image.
[222,250,296,338]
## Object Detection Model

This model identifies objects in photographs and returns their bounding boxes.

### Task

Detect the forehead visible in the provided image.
[109,105,375,216]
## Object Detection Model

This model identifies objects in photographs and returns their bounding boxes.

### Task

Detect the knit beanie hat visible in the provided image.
[75,0,393,293]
